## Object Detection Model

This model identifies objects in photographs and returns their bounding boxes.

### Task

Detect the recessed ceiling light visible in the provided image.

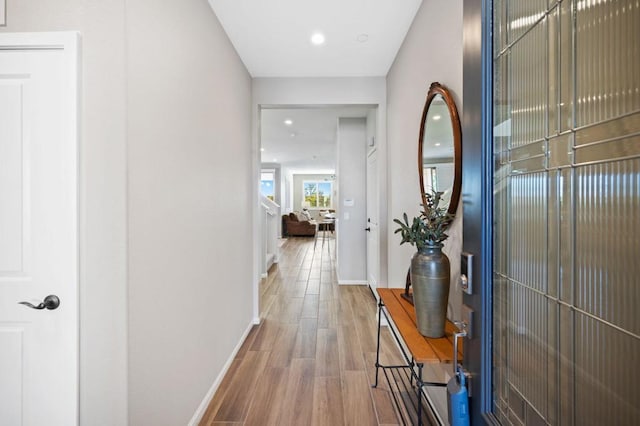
[435,143,441,147]
[356,34,369,43]
[433,115,442,121]
[311,33,325,45]
[260,148,265,152]
[284,119,293,126]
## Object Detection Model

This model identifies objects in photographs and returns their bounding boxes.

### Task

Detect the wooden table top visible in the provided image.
[377,288,463,365]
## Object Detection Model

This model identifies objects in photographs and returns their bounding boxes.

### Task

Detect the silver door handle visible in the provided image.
[453,321,467,375]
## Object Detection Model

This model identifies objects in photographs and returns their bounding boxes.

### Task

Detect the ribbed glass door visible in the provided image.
[492,0,639,424]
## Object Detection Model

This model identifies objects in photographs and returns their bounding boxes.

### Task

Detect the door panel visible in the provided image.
[490,1,640,424]
[0,33,79,426]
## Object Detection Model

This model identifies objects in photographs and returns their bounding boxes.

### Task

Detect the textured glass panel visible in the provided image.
[508,0,548,42]
[494,171,509,276]
[575,111,640,146]
[511,20,547,147]
[575,134,640,165]
[494,2,639,424]
[559,305,574,425]
[575,314,640,425]
[559,168,573,304]
[509,172,547,292]
[492,274,509,414]
[511,139,546,161]
[559,0,574,132]
[575,159,640,334]
[548,5,559,136]
[508,386,526,422]
[547,171,559,297]
[576,0,640,127]
[494,53,511,141]
[511,156,546,174]
[508,282,548,415]
[546,299,558,425]
[548,133,573,169]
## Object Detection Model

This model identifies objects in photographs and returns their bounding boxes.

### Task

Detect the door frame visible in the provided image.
[461,1,495,423]
[0,31,80,424]
[366,146,379,292]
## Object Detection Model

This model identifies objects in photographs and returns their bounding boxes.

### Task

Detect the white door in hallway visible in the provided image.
[0,33,79,426]
[366,149,379,289]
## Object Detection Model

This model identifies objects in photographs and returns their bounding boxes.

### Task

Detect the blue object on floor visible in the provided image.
[447,367,470,426]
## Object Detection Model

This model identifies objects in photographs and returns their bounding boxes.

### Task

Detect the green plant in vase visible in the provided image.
[394,190,455,338]
[394,190,454,249]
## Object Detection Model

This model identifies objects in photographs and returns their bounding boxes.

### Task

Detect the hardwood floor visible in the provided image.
[199,236,406,426]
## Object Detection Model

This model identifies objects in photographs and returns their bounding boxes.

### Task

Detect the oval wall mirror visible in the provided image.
[418,82,462,216]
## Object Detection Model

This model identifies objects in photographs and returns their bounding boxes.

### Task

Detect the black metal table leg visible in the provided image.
[373,299,383,388]
[417,362,424,426]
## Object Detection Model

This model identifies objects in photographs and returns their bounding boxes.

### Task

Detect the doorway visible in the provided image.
[257,105,379,318]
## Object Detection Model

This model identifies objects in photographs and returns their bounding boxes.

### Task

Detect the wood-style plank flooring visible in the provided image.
[199,236,405,426]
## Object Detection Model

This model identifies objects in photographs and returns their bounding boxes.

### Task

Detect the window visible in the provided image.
[260,171,275,201]
[422,166,438,193]
[303,181,332,208]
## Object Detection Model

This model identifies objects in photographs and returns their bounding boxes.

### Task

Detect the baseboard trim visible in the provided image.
[337,279,368,285]
[188,321,255,426]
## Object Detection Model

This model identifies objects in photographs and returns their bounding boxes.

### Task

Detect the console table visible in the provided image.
[373,288,463,425]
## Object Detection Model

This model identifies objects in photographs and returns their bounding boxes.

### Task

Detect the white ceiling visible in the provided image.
[261,107,374,171]
[207,0,423,77]
[208,0,422,171]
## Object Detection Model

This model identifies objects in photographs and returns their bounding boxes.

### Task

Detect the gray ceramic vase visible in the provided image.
[411,244,450,338]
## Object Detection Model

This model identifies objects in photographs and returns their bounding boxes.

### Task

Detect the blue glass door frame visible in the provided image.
[462,0,495,423]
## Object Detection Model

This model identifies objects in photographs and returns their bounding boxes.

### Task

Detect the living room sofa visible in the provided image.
[282,213,316,237]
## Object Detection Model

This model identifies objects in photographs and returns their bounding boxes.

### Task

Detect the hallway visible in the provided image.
[199,237,404,425]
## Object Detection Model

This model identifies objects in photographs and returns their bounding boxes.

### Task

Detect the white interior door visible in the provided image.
[0,33,79,426]
[366,149,379,289]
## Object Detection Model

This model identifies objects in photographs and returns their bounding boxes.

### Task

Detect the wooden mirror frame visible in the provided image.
[418,82,462,216]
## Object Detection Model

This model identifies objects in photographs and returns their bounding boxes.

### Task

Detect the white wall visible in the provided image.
[1,2,128,425]
[386,0,464,320]
[2,1,254,425]
[337,118,368,283]
[126,0,252,425]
